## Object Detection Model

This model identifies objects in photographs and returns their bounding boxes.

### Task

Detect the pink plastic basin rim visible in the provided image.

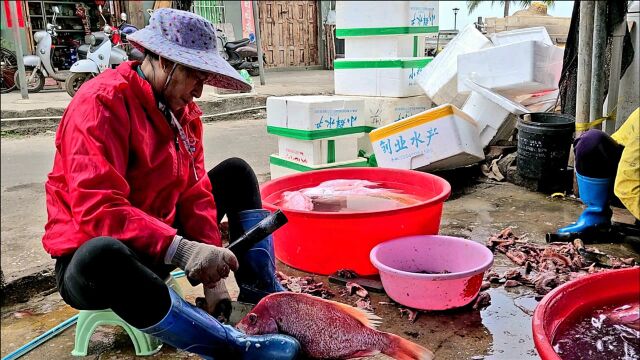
[261,168,452,217]
[370,235,494,281]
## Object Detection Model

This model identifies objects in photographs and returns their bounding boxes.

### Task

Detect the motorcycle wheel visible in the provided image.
[248,67,260,77]
[14,67,45,93]
[1,47,17,93]
[65,72,91,97]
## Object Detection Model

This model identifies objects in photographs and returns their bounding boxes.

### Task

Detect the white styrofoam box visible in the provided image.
[370,104,484,171]
[490,26,553,46]
[336,1,438,37]
[269,154,369,180]
[344,36,426,58]
[461,79,529,147]
[457,40,565,96]
[416,25,493,107]
[267,96,366,135]
[277,134,362,166]
[334,58,432,97]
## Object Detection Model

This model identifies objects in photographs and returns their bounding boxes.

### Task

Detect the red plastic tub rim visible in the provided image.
[370,235,495,281]
[532,266,640,360]
[260,168,452,217]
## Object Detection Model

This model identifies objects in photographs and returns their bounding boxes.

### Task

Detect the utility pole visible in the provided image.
[576,1,595,135]
[608,20,626,133]
[10,0,29,99]
[252,0,266,85]
[589,1,607,130]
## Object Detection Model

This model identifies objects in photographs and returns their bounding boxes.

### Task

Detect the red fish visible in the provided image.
[605,303,640,331]
[236,293,433,360]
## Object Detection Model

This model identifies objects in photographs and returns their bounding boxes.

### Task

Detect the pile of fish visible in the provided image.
[485,227,637,295]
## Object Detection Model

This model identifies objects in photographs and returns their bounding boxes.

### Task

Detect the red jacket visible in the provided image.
[42,61,221,262]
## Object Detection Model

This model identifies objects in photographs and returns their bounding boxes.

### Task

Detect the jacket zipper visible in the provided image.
[175,137,182,178]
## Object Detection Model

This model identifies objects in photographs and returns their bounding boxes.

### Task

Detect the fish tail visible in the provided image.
[383,334,434,360]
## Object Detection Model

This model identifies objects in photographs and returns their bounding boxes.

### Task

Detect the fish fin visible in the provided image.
[328,301,382,329]
[383,334,434,360]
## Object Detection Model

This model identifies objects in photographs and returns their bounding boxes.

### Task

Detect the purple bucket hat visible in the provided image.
[127,8,251,91]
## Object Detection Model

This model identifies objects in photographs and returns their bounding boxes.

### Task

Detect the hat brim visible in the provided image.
[128,28,252,92]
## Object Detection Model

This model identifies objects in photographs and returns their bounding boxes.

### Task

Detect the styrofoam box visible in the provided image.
[370,104,484,171]
[336,1,438,35]
[416,25,493,107]
[334,58,432,97]
[461,79,529,147]
[267,96,366,132]
[345,36,426,58]
[269,154,369,180]
[277,134,362,166]
[457,40,565,96]
[490,26,553,47]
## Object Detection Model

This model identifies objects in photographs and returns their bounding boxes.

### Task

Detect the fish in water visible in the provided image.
[605,303,640,331]
[236,292,433,360]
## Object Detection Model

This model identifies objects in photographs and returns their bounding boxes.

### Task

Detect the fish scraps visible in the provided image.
[486,228,637,295]
[276,272,335,299]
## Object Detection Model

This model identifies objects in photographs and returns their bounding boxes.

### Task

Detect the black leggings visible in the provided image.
[55,158,261,328]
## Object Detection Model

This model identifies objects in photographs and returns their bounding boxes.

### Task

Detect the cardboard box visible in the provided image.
[370,104,484,171]
[416,25,493,107]
[457,40,565,96]
[334,58,433,97]
[336,1,439,37]
[269,154,369,179]
[277,134,362,166]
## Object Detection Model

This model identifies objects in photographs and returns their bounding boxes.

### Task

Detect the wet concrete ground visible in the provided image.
[2,181,638,359]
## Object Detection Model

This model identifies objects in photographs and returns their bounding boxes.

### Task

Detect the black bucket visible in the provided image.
[516,113,575,180]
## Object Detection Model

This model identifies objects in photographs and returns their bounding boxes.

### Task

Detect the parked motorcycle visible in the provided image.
[15,6,70,93]
[216,29,261,76]
[65,6,128,97]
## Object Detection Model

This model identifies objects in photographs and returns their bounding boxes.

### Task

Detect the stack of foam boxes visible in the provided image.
[267,1,438,179]
[334,1,438,154]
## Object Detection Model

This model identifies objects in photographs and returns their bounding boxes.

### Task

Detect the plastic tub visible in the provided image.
[532,267,640,360]
[261,168,451,275]
[370,235,494,310]
[516,112,575,179]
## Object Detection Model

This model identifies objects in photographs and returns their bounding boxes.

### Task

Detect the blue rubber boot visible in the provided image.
[558,173,613,233]
[232,209,286,304]
[141,288,300,360]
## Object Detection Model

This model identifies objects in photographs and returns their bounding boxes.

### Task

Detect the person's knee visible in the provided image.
[575,129,608,157]
[224,157,254,175]
[77,237,133,265]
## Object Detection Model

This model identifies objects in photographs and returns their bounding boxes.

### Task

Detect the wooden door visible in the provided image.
[258,1,319,68]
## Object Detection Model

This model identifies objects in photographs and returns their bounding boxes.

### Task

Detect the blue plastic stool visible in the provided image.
[71,276,183,356]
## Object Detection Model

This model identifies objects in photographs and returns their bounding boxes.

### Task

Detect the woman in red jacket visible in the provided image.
[42,8,299,359]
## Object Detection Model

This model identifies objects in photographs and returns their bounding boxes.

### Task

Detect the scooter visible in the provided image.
[65,6,128,97]
[216,29,261,76]
[15,6,70,93]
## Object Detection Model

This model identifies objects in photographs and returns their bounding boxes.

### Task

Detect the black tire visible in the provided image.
[14,67,45,93]
[65,72,91,97]
[248,67,260,77]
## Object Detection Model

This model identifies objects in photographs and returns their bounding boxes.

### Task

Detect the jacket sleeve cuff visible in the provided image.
[164,235,183,265]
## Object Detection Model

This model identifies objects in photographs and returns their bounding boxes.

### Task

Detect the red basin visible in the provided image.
[532,267,640,360]
[261,168,451,275]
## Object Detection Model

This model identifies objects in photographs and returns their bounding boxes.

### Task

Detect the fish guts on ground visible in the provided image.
[237,293,434,360]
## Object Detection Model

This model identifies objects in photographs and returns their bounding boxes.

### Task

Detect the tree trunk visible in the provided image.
[503,1,510,17]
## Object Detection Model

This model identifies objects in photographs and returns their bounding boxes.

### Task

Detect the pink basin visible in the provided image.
[370,235,494,310]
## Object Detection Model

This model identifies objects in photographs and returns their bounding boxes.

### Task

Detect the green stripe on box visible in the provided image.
[327,140,336,163]
[270,156,369,172]
[267,126,369,140]
[336,26,439,37]
[333,58,432,69]
[413,36,418,57]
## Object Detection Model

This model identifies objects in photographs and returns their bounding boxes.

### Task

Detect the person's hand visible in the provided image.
[196,280,232,323]
[169,237,239,288]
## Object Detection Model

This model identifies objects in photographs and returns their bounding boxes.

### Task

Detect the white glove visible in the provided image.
[169,237,239,288]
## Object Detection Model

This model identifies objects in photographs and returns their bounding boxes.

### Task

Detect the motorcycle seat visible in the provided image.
[225,38,250,51]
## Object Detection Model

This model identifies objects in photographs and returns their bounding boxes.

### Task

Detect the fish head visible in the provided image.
[236,311,278,335]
